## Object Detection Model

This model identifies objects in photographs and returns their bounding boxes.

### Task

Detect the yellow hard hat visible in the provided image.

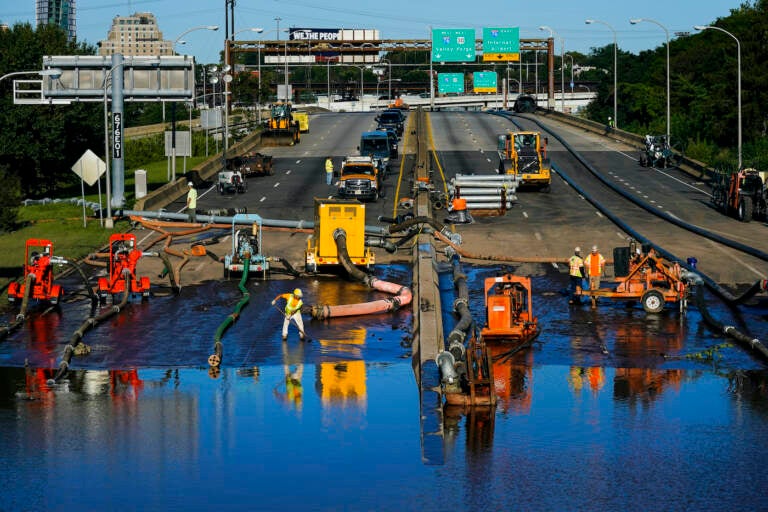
[293,288,302,297]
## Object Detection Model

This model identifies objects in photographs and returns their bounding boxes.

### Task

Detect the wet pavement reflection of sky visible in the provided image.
[1,263,767,510]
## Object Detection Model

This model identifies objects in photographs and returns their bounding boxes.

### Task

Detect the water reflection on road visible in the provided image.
[0,263,767,509]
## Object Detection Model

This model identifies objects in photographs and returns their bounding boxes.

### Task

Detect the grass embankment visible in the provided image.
[0,155,211,295]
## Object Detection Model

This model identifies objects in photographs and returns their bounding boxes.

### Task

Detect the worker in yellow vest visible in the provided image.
[272,288,305,341]
[583,245,605,291]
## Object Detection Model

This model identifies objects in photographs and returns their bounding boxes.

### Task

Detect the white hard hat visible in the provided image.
[188,182,194,187]
[574,246,581,253]
[592,245,598,252]
[293,288,303,297]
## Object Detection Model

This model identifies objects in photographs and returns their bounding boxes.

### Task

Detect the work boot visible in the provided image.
[282,335,287,341]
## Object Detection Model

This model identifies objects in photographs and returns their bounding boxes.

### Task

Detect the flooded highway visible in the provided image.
[1,262,767,510]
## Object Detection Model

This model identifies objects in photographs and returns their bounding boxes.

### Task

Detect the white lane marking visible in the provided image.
[534,232,542,241]
[709,241,767,279]
[260,196,266,202]
[486,158,492,163]
[285,170,291,175]
[522,211,529,218]
[296,160,301,164]
[274,182,280,188]
[595,211,604,218]
[616,232,626,240]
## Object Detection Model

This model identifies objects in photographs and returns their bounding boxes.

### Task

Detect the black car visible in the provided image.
[376,127,399,158]
[376,110,404,137]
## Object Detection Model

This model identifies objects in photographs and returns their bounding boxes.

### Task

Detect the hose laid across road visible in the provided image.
[208,257,250,369]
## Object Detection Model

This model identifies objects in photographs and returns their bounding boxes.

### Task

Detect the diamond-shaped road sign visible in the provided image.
[71,149,106,187]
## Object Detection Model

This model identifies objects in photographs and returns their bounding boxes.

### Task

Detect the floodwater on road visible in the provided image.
[0,263,767,511]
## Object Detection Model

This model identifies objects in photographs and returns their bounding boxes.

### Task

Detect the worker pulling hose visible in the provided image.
[49,277,131,384]
[309,228,412,320]
[208,257,250,368]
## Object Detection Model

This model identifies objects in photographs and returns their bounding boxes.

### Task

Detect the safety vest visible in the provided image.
[569,255,584,277]
[325,159,333,174]
[285,294,303,315]
[584,253,605,276]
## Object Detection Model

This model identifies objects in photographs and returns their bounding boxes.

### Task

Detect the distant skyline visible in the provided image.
[2,0,747,63]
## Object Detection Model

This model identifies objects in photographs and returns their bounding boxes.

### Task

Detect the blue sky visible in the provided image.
[2,0,746,63]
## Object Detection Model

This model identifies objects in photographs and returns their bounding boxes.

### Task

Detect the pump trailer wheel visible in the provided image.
[641,289,665,314]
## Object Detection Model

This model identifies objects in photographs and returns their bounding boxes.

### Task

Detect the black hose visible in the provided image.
[271,256,301,277]
[365,237,397,254]
[66,260,98,304]
[333,229,373,285]
[446,254,473,359]
[50,278,131,384]
[208,258,251,368]
[509,112,767,304]
[157,251,180,294]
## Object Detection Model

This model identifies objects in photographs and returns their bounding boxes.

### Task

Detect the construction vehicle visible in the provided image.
[480,274,539,344]
[262,102,300,145]
[226,152,273,177]
[97,234,151,302]
[711,167,768,222]
[217,170,247,194]
[292,110,310,133]
[576,242,690,313]
[305,198,375,273]
[512,94,537,113]
[7,239,66,306]
[496,131,551,191]
[224,214,269,279]
[639,135,679,168]
[336,155,382,202]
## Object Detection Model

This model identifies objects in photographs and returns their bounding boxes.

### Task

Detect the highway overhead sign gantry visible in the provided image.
[431,28,476,62]
[482,27,520,62]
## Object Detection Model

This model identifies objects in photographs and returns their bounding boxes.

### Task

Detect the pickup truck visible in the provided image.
[375,109,404,137]
[337,155,382,201]
[358,131,391,177]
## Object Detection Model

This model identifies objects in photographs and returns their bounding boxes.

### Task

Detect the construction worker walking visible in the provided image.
[568,247,585,304]
[185,182,197,223]
[583,245,605,291]
[272,288,306,341]
[325,156,334,185]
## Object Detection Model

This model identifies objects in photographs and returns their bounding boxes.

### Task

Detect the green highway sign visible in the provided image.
[437,73,465,94]
[432,28,476,62]
[473,72,497,93]
[482,27,520,62]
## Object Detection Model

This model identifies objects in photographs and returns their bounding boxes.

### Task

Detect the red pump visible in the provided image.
[97,234,150,302]
[8,239,66,305]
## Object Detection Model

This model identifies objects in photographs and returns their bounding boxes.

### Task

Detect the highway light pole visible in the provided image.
[565,53,574,93]
[630,18,670,143]
[585,19,618,129]
[539,26,564,113]
[695,24,741,169]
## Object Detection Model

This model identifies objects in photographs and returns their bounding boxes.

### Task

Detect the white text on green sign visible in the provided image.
[432,28,476,63]
[482,27,520,62]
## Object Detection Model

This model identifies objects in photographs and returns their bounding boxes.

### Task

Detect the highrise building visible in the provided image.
[98,12,174,56]
[36,0,76,41]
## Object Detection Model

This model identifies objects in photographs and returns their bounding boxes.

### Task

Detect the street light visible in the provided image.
[694,25,741,169]
[630,18,670,143]
[585,19,618,129]
[565,53,574,93]
[173,25,219,47]
[336,64,367,112]
[539,26,565,113]
[0,67,62,83]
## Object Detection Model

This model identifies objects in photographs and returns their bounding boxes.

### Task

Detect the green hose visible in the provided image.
[208,258,250,368]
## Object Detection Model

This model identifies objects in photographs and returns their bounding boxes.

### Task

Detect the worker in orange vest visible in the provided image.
[583,245,605,291]
[272,288,305,341]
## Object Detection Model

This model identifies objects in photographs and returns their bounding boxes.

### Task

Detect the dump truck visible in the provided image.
[226,152,273,177]
[262,102,300,145]
[497,131,551,191]
[337,155,382,201]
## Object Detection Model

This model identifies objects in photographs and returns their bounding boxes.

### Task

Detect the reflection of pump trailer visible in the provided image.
[97,233,150,302]
[305,198,374,273]
[224,214,269,279]
[8,239,67,305]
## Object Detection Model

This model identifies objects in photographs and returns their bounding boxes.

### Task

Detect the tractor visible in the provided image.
[639,135,680,169]
[7,239,67,306]
[711,168,768,222]
[497,131,551,191]
[97,234,151,302]
[262,102,300,146]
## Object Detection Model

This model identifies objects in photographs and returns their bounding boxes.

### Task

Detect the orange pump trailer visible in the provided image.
[97,233,150,301]
[577,248,689,313]
[480,274,539,343]
[7,239,64,305]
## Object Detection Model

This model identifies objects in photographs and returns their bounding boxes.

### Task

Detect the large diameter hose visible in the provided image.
[0,274,34,340]
[208,257,250,368]
[309,229,412,320]
[50,278,131,384]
